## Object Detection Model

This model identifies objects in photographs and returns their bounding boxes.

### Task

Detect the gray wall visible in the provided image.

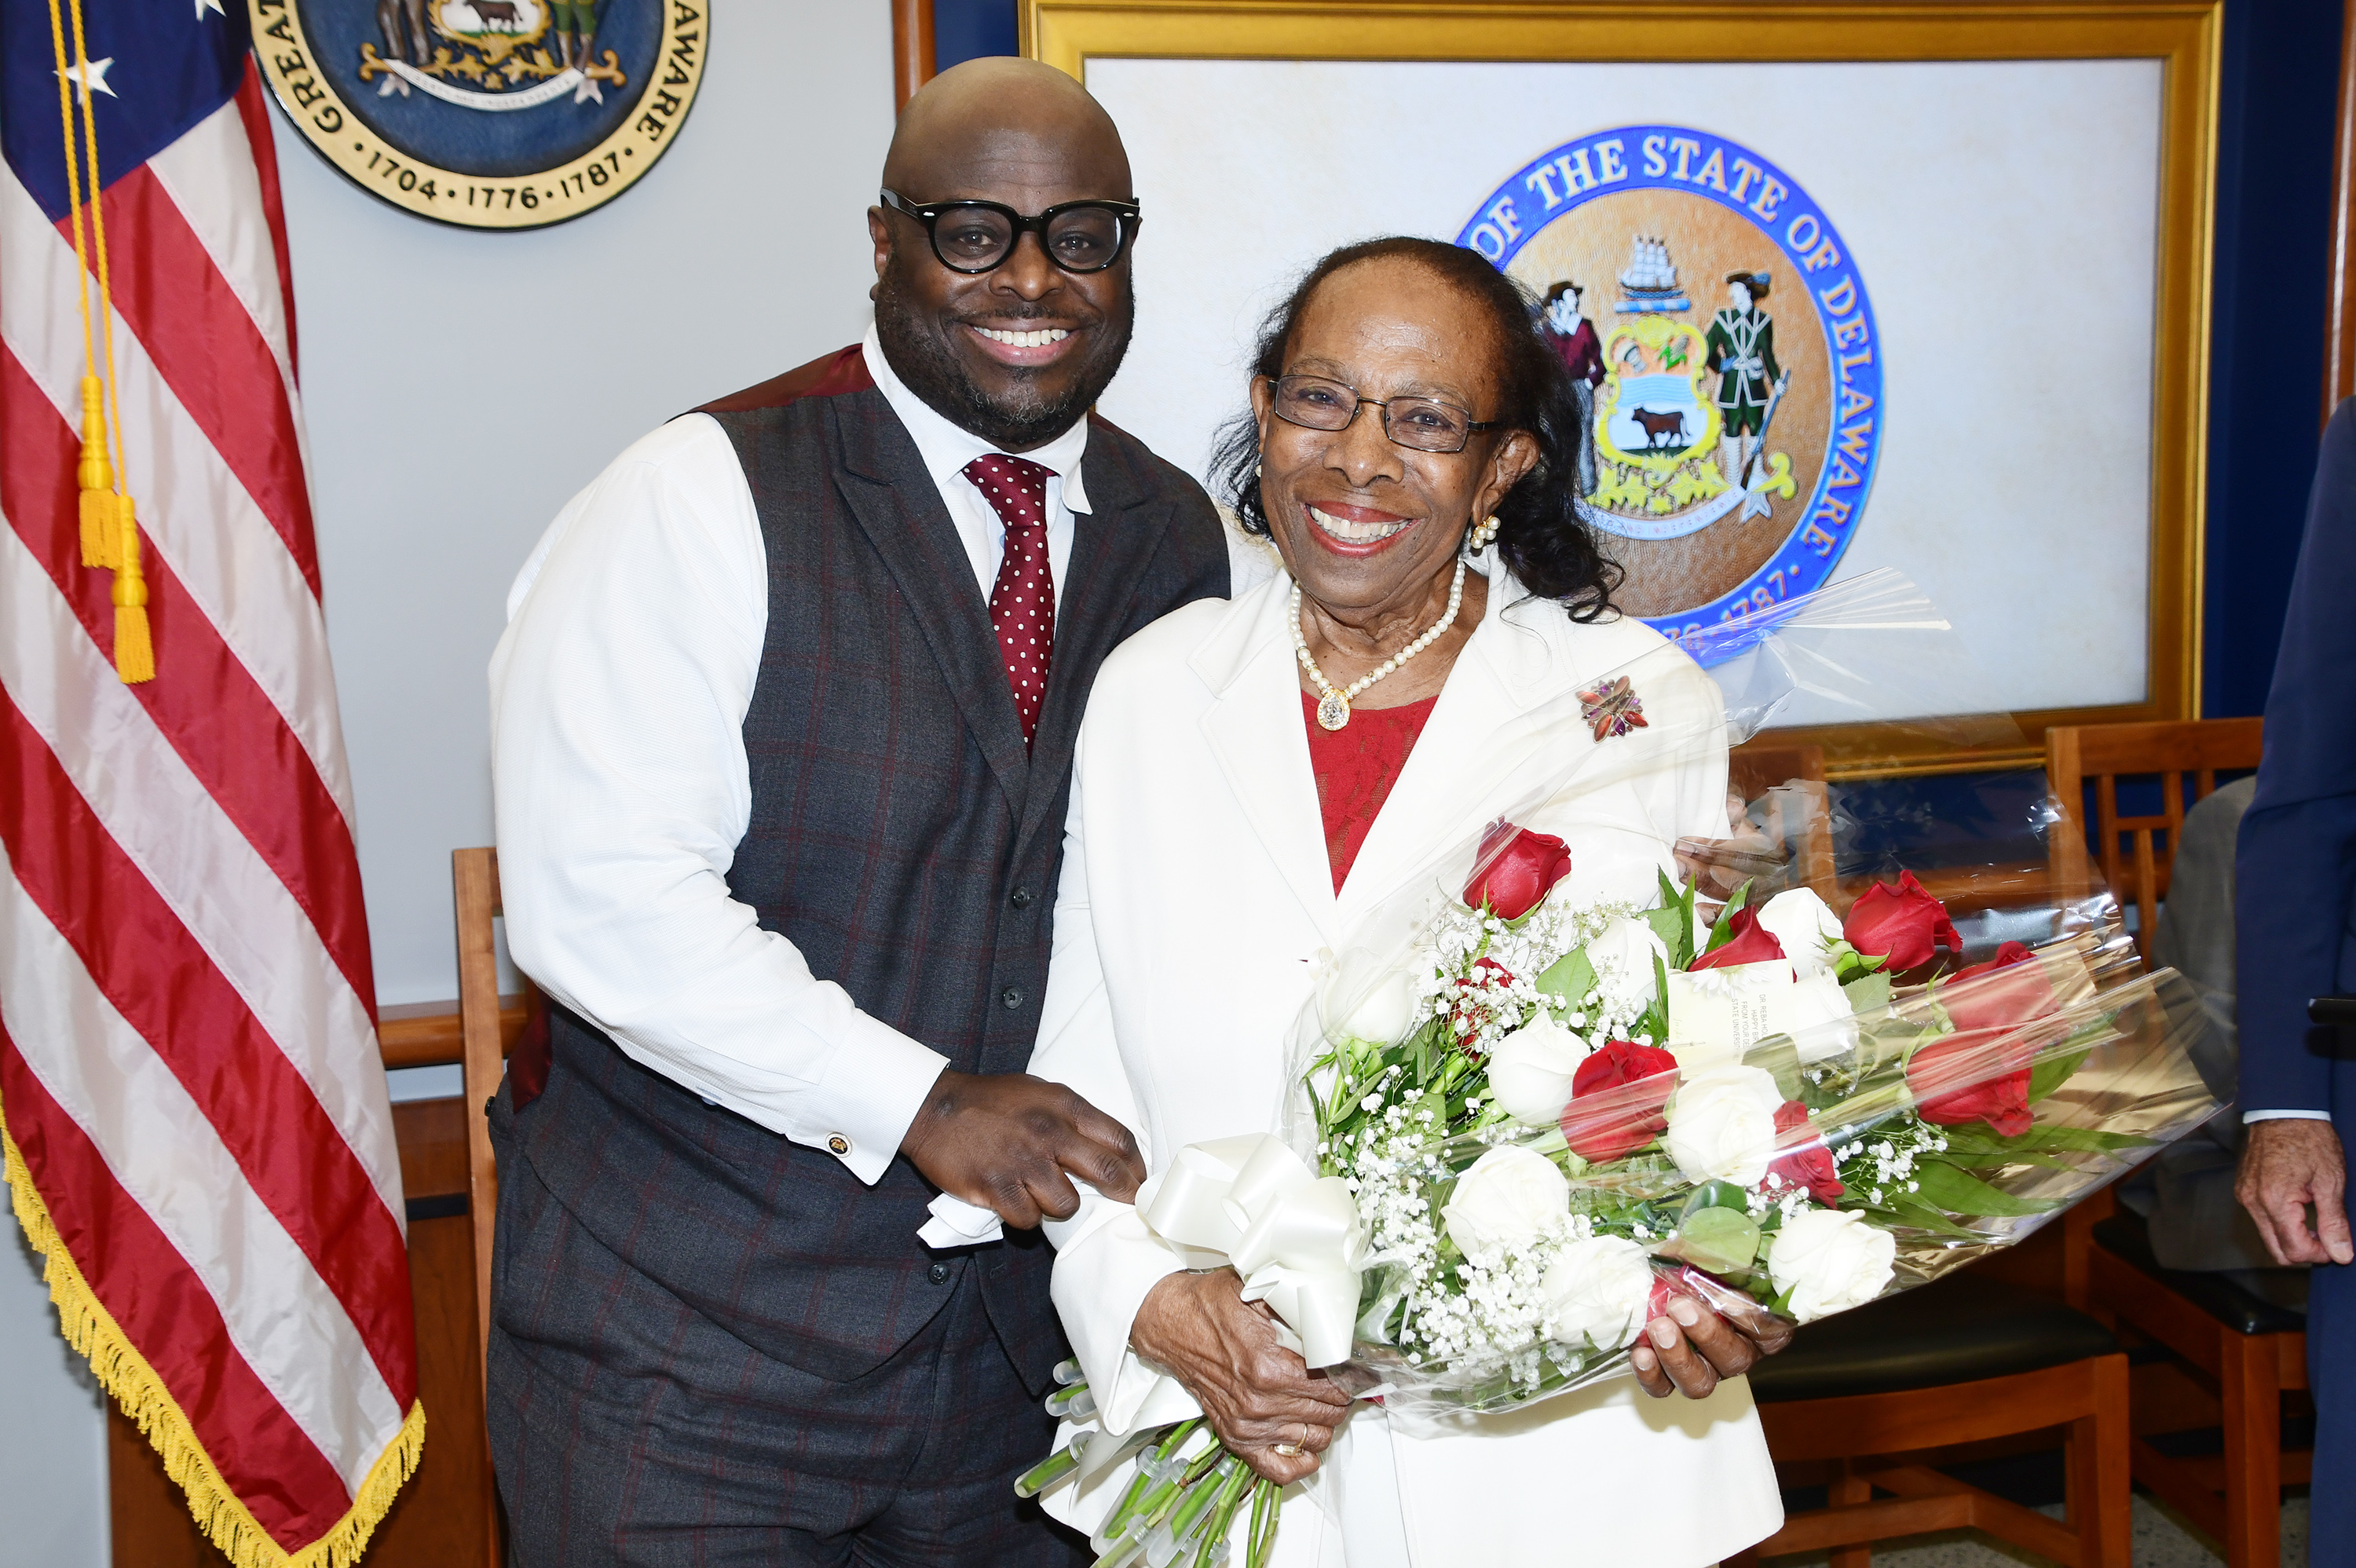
[315,2,894,1018]
[0,5,895,1554]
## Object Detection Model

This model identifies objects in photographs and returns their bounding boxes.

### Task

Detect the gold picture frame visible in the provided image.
[1023,0,2222,776]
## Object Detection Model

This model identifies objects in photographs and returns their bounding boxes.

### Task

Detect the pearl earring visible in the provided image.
[1464,514,1500,556]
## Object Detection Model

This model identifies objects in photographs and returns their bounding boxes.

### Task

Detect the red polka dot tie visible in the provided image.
[964,453,1056,748]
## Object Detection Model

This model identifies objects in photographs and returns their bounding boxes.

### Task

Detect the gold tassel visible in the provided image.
[76,375,115,568]
[112,491,152,683]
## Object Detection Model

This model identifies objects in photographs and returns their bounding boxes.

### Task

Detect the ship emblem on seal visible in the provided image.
[248,0,706,228]
[1460,127,1884,658]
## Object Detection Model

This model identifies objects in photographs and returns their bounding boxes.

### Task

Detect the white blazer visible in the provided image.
[1030,554,1784,1567]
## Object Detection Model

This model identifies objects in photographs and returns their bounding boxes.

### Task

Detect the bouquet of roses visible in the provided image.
[1016,574,2222,1568]
[1291,846,2202,1414]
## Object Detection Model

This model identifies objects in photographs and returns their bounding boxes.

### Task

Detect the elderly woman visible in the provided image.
[1030,238,1784,1566]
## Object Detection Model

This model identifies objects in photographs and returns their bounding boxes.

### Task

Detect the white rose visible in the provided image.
[1486,1013,1593,1126]
[1588,915,1670,1004]
[1755,888,1846,979]
[1785,970,1861,1064]
[1339,964,1420,1044]
[1663,1064,1785,1186]
[1769,1207,1897,1321]
[1442,1146,1569,1259]
[1542,1235,1656,1350]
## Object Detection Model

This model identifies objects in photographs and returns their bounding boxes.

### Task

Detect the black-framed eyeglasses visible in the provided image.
[1268,373,1499,455]
[879,188,1142,275]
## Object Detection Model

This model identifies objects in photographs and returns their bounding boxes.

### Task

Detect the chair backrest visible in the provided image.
[1729,740,1837,901]
[2043,718,2263,966]
[451,848,507,1397]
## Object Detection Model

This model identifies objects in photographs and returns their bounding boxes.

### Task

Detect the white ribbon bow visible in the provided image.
[1136,1134,1370,1369]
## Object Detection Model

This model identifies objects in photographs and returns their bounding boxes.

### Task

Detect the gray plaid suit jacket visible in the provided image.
[496,345,1231,1403]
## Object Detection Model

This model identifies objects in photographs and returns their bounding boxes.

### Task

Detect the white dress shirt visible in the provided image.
[487,323,1092,1182]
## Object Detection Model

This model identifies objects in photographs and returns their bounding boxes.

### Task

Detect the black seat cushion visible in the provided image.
[1747,1273,2119,1404]
[2091,1209,2307,1336]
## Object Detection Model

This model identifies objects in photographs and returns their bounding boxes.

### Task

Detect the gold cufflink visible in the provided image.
[827,1135,850,1156]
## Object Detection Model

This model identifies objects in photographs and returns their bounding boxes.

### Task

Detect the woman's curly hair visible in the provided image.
[1209,236,1621,619]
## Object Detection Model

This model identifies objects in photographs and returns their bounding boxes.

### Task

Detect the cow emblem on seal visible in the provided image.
[1461,127,1883,656]
[248,0,705,228]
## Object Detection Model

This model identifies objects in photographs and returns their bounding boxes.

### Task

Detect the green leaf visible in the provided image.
[1704,878,1756,956]
[1938,1123,2153,1159]
[1536,948,1597,1008]
[1841,972,1893,1016]
[1830,941,1888,984]
[1911,1160,2062,1216]
[2027,1047,2090,1104]
[2009,1124,2154,1153]
[1646,904,1690,966]
[1655,1206,1763,1273]
[1881,1192,1987,1238]
[1744,1033,1805,1100]
[1682,1180,1752,1216]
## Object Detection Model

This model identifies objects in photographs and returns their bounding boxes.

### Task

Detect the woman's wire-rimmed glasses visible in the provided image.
[879,189,1142,276]
[1267,373,1499,455]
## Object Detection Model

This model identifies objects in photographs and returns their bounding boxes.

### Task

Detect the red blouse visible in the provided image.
[1302,690,1440,891]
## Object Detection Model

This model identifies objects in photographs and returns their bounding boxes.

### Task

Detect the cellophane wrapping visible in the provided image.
[1286,569,2222,1427]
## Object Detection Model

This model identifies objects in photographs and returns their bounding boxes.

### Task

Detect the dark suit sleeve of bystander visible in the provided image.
[2236,397,2356,1117]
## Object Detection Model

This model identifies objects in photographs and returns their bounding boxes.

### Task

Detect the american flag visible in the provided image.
[0,2,423,1562]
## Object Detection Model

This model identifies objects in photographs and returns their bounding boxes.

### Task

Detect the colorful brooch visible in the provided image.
[1579,676,1648,740]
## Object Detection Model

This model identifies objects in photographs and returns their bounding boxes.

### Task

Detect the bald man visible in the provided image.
[485,60,1237,1564]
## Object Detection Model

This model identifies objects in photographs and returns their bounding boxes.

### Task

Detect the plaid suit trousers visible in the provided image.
[488,1125,1090,1566]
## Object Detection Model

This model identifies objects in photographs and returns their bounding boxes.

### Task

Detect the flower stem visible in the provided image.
[1014,1439,1081,1499]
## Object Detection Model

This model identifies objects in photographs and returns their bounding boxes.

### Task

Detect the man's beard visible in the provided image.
[873,259,1134,451]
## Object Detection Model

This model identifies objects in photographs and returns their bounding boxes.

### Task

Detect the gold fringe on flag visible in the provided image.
[3,1098,427,1567]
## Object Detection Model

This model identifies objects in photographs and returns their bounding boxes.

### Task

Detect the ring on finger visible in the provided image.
[1270,1423,1305,1457]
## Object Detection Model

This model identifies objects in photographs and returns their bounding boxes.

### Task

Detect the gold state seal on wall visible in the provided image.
[249,0,705,228]
[1460,127,1882,656]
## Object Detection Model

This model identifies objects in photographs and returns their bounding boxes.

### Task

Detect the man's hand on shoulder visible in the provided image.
[2236,1118,2354,1266]
[899,1071,1147,1229]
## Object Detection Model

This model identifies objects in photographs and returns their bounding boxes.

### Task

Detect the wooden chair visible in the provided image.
[1729,1274,2132,1568]
[2084,1207,2310,1568]
[452,846,529,1568]
[2040,718,2307,1568]
[2044,717,2263,966]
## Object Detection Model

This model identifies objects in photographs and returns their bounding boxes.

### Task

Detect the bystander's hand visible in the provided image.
[898,1071,1147,1229]
[1129,1269,1353,1485]
[1630,1290,1795,1401]
[2237,1118,2354,1266]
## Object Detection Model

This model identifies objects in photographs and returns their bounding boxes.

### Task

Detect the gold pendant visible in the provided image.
[1316,691,1351,731]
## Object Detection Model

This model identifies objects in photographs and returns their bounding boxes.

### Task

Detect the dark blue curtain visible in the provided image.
[2204,0,2344,717]
[934,0,1019,68]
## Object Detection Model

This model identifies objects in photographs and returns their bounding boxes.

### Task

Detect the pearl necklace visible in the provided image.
[1293,557,1467,731]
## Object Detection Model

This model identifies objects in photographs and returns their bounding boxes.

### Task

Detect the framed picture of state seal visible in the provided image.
[250,0,706,228]
[1031,0,2219,773]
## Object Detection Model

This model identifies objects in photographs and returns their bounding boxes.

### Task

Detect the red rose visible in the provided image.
[1943,942,2054,1032]
[1906,1031,2034,1137]
[1842,871,1962,970]
[1558,1040,1679,1162]
[1766,1099,1843,1202]
[1688,905,1787,972]
[1906,941,2058,1138]
[1464,821,1573,919]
